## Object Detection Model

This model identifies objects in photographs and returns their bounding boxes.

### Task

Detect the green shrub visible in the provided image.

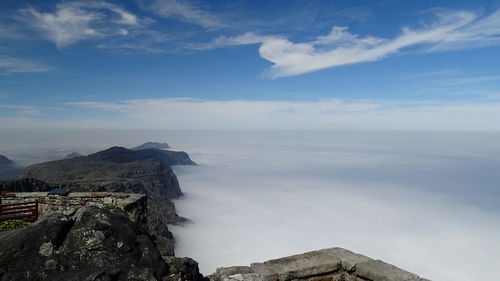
[102,204,121,210]
[0,219,30,232]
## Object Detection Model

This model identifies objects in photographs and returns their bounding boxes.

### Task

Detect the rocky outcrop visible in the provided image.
[164,257,207,281]
[14,146,195,256]
[0,206,207,281]
[209,248,430,281]
[132,142,170,151]
[0,155,20,181]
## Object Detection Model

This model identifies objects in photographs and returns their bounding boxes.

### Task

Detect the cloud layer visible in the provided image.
[59,98,500,130]
[159,130,500,281]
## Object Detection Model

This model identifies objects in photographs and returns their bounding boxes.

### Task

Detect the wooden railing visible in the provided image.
[0,201,39,223]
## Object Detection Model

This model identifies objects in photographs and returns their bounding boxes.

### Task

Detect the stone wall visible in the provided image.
[209,247,431,281]
[0,192,147,227]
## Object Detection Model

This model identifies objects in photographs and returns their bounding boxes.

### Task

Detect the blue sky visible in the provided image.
[1,0,500,129]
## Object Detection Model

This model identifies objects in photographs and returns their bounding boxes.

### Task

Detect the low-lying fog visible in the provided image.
[2,129,500,281]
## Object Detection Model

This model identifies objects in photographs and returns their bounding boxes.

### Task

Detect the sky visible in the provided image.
[1,0,500,129]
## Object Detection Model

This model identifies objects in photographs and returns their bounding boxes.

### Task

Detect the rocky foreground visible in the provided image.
[210,248,430,281]
[0,206,205,281]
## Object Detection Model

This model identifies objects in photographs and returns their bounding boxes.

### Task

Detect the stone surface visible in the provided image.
[0,192,147,229]
[210,248,430,281]
[0,206,175,281]
[163,256,207,281]
[355,260,421,281]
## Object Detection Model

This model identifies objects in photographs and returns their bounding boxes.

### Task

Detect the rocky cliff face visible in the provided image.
[0,206,206,281]
[210,248,430,281]
[14,146,195,256]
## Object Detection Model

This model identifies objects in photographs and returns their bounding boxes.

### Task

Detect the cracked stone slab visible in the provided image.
[355,260,422,281]
[211,248,431,281]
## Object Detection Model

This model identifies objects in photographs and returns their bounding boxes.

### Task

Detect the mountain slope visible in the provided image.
[15,146,195,255]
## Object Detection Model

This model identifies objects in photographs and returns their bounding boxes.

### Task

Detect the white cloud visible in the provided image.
[259,10,479,78]
[190,32,276,50]
[20,1,141,48]
[427,9,500,51]
[166,130,500,281]
[206,9,500,78]
[0,56,51,74]
[57,98,500,130]
[149,0,225,29]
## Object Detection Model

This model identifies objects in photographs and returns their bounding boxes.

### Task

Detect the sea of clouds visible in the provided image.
[1,129,500,281]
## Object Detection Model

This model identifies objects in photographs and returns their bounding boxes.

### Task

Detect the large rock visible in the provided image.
[209,248,430,281]
[163,257,207,281]
[0,206,171,281]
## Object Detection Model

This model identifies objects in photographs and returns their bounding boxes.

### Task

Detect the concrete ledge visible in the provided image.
[1,192,147,226]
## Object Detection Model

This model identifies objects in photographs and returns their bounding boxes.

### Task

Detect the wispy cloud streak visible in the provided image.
[147,0,225,29]
[0,56,51,74]
[207,10,500,78]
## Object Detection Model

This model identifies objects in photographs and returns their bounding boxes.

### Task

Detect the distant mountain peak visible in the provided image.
[85,146,195,165]
[0,154,20,180]
[0,154,14,166]
[64,152,83,159]
[131,142,170,151]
